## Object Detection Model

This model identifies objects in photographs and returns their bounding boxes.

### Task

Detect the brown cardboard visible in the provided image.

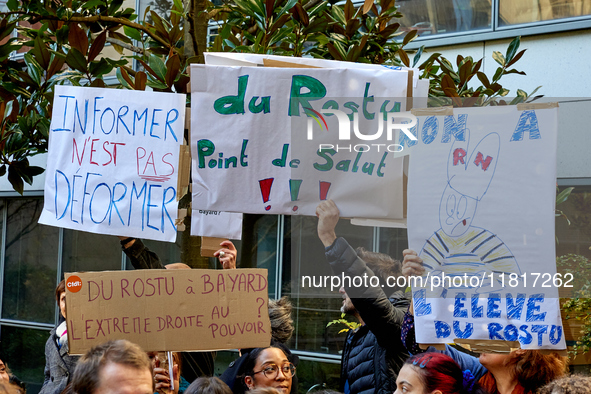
[177,144,191,200]
[406,70,414,110]
[65,269,271,354]
[201,236,229,257]
[454,339,520,353]
[262,59,320,68]
[516,102,559,111]
[411,106,454,116]
[175,209,187,232]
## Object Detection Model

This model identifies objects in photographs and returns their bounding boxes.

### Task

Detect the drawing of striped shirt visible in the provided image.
[419,227,520,291]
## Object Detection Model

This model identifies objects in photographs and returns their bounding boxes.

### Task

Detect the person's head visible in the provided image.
[185,377,232,394]
[72,339,153,394]
[165,263,191,270]
[339,248,403,315]
[0,359,9,382]
[356,247,403,294]
[56,280,66,319]
[240,344,295,394]
[479,349,568,393]
[537,374,591,394]
[268,297,294,344]
[395,353,468,394]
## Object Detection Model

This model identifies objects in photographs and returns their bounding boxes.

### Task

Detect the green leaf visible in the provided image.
[89,58,113,77]
[82,0,105,9]
[402,29,417,46]
[123,26,143,42]
[0,165,6,177]
[6,0,18,11]
[556,187,574,206]
[412,46,424,68]
[492,51,505,67]
[505,36,520,63]
[7,164,24,195]
[116,68,134,89]
[492,67,503,82]
[66,48,88,73]
[148,54,167,82]
[23,53,42,86]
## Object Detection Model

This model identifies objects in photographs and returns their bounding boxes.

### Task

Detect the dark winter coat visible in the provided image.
[325,237,410,394]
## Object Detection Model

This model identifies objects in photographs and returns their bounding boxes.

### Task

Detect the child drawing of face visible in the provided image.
[439,184,478,237]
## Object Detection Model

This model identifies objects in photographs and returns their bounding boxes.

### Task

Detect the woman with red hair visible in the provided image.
[395,353,479,394]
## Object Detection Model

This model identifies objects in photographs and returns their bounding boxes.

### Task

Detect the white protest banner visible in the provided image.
[191,209,243,240]
[204,52,422,88]
[190,64,411,218]
[404,104,565,349]
[64,269,270,354]
[39,86,185,242]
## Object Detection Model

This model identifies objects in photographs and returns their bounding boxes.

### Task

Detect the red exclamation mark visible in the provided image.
[319,181,331,200]
[259,178,274,211]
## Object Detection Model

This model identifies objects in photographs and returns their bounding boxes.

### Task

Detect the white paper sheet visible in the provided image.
[39,86,185,242]
[190,64,412,218]
[404,105,564,349]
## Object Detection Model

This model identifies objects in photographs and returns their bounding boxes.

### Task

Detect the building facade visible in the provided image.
[1,0,591,392]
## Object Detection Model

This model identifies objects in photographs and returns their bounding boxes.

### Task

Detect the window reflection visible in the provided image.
[286,215,373,355]
[63,230,123,273]
[2,199,59,324]
[500,0,591,26]
[0,325,48,393]
[398,0,491,37]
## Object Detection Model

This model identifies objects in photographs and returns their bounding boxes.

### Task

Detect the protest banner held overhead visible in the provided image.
[190,64,415,221]
[65,269,270,354]
[39,86,185,242]
[404,104,565,349]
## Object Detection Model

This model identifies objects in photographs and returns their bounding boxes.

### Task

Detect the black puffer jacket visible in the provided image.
[326,237,410,394]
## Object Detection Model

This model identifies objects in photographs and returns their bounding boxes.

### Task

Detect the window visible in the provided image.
[2,199,59,324]
[499,0,591,27]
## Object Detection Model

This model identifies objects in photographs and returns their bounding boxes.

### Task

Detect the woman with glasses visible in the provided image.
[221,343,296,394]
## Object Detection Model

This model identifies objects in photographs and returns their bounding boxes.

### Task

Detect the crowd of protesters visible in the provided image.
[1,200,589,394]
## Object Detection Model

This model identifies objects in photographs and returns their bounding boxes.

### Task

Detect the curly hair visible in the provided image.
[506,350,568,392]
[537,374,591,394]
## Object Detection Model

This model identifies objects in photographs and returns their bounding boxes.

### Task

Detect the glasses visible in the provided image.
[253,363,296,379]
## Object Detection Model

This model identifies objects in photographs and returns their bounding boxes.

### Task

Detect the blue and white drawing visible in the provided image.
[419,131,522,293]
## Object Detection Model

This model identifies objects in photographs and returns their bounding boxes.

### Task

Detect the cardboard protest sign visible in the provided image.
[404,104,565,349]
[190,64,412,218]
[65,269,270,354]
[39,86,185,242]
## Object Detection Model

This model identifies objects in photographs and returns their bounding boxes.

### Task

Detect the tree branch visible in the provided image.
[7,11,173,51]
[106,37,145,55]
[304,0,324,11]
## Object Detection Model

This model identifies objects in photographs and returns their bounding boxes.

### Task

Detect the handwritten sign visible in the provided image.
[39,86,185,242]
[404,104,565,349]
[190,64,410,218]
[65,269,270,354]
